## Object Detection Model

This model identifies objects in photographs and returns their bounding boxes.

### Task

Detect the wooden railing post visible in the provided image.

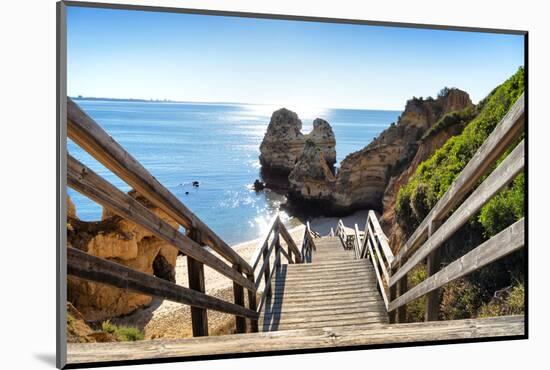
[262,235,273,299]
[425,220,441,321]
[397,267,408,323]
[186,228,209,336]
[232,264,247,333]
[389,267,397,324]
[246,273,258,333]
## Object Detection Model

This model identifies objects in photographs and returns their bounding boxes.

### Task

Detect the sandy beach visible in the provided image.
[111,210,371,339]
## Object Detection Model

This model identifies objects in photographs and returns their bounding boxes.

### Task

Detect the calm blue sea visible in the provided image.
[68,100,400,245]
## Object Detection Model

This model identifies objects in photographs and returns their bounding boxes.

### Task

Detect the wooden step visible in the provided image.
[267,295,385,310]
[270,316,388,331]
[66,316,525,365]
[262,299,386,315]
[270,285,380,298]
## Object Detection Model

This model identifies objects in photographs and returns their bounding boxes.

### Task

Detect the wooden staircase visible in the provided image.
[260,236,388,332]
[64,94,526,367]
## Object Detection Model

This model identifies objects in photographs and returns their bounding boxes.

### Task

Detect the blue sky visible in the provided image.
[67,6,524,110]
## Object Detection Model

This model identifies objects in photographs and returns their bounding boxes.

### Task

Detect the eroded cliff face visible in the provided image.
[67,191,179,322]
[330,89,473,212]
[288,140,336,202]
[380,120,469,250]
[259,108,336,187]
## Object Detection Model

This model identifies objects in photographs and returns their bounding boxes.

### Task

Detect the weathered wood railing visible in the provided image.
[67,98,261,336]
[355,93,525,323]
[300,221,317,262]
[354,211,395,311]
[249,215,305,313]
[336,219,346,244]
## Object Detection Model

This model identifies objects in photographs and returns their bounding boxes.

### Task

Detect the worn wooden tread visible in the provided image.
[66,316,525,365]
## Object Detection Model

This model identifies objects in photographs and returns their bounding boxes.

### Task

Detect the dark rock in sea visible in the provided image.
[253,179,265,191]
[185,191,189,195]
[192,181,200,187]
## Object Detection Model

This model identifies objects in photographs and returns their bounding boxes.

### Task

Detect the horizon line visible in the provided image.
[69,95,406,112]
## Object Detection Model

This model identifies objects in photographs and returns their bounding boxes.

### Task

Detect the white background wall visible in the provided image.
[0,0,546,368]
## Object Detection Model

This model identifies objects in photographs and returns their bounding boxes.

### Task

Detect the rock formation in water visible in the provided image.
[259,108,336,187]
[268,88,473,214]
[67,191,179,322]
[288,139,336,204]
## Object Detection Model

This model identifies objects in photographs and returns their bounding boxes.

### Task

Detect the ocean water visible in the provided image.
[68,100,401,245]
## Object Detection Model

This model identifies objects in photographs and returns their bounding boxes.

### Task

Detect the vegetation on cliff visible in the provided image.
[395,67,525,321]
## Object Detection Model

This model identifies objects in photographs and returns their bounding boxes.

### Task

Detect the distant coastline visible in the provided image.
[70,96,250,106]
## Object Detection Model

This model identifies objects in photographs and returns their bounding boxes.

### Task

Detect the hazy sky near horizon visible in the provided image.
[67,6,524,110]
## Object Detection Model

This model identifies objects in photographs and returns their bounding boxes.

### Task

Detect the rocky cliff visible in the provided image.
[259,108,336,187]
[288,139,336,205]
[380,109,473,249]
[67,191,179,322]
[280,88,473,214]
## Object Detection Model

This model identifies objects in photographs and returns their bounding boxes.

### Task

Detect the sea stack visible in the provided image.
[259,108,336,188]
[278,88,473,214]
[288,139,336,202]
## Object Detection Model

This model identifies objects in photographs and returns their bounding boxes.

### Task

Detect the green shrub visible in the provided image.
[406,265,427,322]
[114,327,145,341]
[440,279,480,320]
[421,106,477,141]
[479,173,525,237]
[478,283,525,317]
[101,320,144,341]
[396,67,525,238]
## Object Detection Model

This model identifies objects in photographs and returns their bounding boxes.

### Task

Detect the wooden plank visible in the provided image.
[249,215,277,270]
[396,269,408,323]
[67,98,253,275]
[368,211,394,264]
[67,248,258,319]
[187,256,208,337]
[425,220,442,322]
[392,94,524,269]
[254,234,279,288]
[277,219,302,263]
[232,264,246,334]
[390,140,524,286]
[246,273,259,333]
[257,252,281,313]
[278,273,375,284]
[264,300,386,315]
[264,312,388,326]
[366,236,389,310]
[354,224,361,259]
[67,155,255,292]
[67,316,524,364]
[272,294,384,308]
[389,219,524,312]
[367,221,390,286]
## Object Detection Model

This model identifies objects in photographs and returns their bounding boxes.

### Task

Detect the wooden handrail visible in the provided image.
[277,219,303,263]
[67,247,259,319]
[392,93,525,269]
[389,140,524,287]
[248,214,307,313]
[67,98,253,275]
[353,94,525,323]
[301,222,317,262]
[389,218,524,311]
[67,155,255,292]
[353,224,361,259]
[249,214,278,271]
